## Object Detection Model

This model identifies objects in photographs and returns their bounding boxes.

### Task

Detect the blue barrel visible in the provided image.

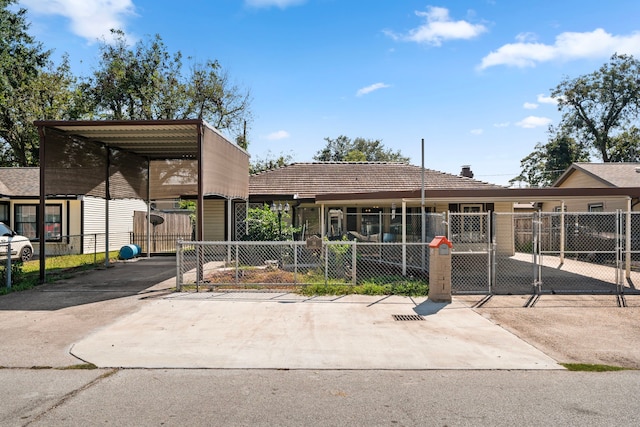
[119,244,140,260]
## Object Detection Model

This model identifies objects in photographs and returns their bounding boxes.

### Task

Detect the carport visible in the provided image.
[34,119,249,282]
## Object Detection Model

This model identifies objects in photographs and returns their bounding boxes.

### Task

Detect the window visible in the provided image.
[0,203,8,224]
[45,205,62,240]
[14,204,62,241]
[15,205,37,239]
[588,203,604,212]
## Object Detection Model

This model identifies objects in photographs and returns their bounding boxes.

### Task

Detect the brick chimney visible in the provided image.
[460,165,474,178]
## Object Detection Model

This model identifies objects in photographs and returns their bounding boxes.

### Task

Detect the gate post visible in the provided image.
[428,236,453,303]
[532,211,542,294]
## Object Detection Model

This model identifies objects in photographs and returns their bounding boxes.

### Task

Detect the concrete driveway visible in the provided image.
[1,256,561,370]
[70,292,560,369]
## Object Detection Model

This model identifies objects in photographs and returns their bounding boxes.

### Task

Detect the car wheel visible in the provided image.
[19,246,32,262]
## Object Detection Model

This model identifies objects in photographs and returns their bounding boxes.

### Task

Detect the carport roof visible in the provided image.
[34,119,204,160]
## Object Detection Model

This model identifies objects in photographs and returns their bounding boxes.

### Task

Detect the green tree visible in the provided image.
[609,127,640,162]
[314,135,409,162]
[250,151,293,174]
[244,204,299,241]
[0,0,63,166]
[84,30,253,143]
[511,128,589,187]
[551,53,640,162]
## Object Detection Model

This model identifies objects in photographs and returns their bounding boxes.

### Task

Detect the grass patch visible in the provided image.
[0,251,121,295]
[299,275,428,297]
[561,363,632,372]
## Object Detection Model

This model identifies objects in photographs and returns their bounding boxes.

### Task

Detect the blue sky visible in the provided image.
[17,0,640,186]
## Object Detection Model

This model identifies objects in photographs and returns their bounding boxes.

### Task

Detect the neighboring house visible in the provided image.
[0,167,146,255]
[245,162,510,244]
[542,162,640,212]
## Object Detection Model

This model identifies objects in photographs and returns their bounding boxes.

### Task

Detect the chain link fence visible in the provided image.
[177,210,640,296]
[176,240,430,291]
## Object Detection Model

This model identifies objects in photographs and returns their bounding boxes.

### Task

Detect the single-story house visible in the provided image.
[243,161,640,257]
[542,162,640,212]
[0,167,147,256]
[245,162,509,243]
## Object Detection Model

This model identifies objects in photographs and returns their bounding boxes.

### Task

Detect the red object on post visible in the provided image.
[429,236,452,249]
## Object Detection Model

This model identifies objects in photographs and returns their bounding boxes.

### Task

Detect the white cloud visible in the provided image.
[385,6,487,46]
[537,94,558,105]
[523,102,538,109]
[515,32,537,43]
[356,82,391,97]
[21,0,136,43]
[479,28,640,69]
[266,130,290,140]
[493,122,510,128]
[516,116,552,129]
[245,0,305,8]
[470,128,483,135]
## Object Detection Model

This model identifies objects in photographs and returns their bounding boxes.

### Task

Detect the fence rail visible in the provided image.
[176,240,430,291]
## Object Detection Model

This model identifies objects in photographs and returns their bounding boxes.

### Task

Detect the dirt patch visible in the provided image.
[206,268,297,284]
[457,294,640,369]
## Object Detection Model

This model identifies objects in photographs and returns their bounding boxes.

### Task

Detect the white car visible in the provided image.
[0,222,34,262]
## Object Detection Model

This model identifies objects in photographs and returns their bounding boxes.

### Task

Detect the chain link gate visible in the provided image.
[494,211,640,295]
[448,212,492,294]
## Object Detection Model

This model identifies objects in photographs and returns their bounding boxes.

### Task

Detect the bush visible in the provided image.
[0,260,26,293]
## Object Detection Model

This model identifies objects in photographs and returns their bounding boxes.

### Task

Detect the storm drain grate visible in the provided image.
[392,314,424,321]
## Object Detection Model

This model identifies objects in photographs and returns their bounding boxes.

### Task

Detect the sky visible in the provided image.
[16,0,640,186]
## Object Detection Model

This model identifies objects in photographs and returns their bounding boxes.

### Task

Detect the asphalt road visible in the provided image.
[2,257,640,426]
[3,369,640,426]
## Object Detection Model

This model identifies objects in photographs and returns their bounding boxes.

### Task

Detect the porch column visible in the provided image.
[227,197,232,241]
[320,203,326,237]
[104,147,110,267]
[146,159,151,258]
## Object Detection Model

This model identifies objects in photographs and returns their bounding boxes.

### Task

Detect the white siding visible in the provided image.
[83,197,148,253]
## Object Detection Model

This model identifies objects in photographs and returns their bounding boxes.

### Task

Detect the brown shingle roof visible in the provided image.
[0,168,40,197]
[249,162,504,199]
[554,162,640,188]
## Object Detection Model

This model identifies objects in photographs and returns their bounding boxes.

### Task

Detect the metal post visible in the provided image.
[38,126,47,283]
[176,240,182,291]
[294,240,298,284]
[626,199,631,280]
[401,200,407,276]
[616,210,622,292]
[560,201,565,264]
[324,242,328,284]
[533,211,542,294]
[421,138,426,272]
[6,238,11,289]
[195,243,200,292]
[352,241,357,286]
[492,214,498,295]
